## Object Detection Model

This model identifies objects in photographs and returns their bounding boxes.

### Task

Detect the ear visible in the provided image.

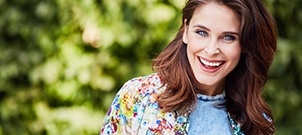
[182,19,188,44]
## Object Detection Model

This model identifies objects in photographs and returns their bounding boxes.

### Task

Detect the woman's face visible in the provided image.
[183,3,241,95]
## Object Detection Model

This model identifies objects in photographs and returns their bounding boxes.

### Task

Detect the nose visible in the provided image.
[205,40,220,55]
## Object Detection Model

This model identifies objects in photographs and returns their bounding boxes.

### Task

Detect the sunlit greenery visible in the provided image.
[0,0,301,134]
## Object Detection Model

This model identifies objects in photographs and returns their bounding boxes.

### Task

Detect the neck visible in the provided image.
[196,86,224,96]
[194,79,225,96]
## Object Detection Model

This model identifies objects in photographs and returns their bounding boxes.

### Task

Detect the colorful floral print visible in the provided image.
[100,73,244,135]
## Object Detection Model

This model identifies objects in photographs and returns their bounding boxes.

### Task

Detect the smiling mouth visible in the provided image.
[199,57,225,67]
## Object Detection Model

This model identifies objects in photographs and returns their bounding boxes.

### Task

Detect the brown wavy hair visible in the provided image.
[152,0,277,134]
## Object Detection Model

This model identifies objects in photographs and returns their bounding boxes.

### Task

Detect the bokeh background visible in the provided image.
[0,0,301,134]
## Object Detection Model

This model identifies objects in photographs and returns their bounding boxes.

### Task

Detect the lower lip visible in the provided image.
[199,60,223,73]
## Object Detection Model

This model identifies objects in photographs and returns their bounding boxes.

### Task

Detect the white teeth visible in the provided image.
[199,58,222,67]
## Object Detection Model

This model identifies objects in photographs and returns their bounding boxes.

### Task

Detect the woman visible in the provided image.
[101,0,277,134]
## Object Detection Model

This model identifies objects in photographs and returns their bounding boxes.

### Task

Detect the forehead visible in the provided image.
[189,2,240,31]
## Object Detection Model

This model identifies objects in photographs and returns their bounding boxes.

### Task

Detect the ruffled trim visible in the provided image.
[196,91,225,101]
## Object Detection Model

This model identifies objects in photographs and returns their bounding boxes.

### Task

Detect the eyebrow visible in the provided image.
[192,24,240,36]
[193,24,210,31]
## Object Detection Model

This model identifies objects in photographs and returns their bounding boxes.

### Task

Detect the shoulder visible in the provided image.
[100,73,166,134]
[125,73,162,88]
[119,73,164,97]
[113,73,165,115]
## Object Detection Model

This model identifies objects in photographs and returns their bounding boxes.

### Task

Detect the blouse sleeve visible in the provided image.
[100,79,141,135]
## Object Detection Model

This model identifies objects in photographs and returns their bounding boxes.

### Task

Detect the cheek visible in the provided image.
[187,43,198,53]
[187,37,206,52]
[186,44,195,61]
[224,45,241,61]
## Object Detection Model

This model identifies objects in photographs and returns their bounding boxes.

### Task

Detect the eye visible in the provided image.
[195,30,208,37]
[223,35,236,41]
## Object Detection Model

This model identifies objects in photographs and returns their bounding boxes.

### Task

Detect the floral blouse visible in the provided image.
[100,73,244,135]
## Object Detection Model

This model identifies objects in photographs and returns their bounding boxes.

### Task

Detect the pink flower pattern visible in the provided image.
[100,73,243,135]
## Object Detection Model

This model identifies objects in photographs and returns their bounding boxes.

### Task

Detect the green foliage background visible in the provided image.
[0,0,301,134]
